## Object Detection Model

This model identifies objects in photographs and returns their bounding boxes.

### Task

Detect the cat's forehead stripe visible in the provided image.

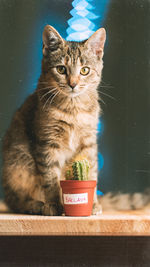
[65,43,83,66]
[64,55,69,65]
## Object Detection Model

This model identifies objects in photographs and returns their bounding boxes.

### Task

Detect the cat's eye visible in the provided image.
[80,67,90,76]
[56,65,66,75]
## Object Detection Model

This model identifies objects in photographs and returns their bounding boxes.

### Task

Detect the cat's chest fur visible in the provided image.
[50,107,98,153]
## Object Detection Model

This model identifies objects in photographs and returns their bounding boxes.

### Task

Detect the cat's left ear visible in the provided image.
[42,25,64,55]
[85,28,106,57]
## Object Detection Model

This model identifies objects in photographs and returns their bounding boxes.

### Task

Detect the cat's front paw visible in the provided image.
[42,202,64,216]
[92,202,102,215]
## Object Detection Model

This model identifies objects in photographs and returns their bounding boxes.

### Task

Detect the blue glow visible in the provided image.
[98,152,104,170]
[66,31,95,42]
[66,26,94,36]
[97,190,104,196]
[66,0,98,41]
[72,0,94,10]
[97,119,102,133]
[68,17,95,31]
[70,9,98,19]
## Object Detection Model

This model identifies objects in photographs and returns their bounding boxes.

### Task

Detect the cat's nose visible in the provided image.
[70,82,77,90]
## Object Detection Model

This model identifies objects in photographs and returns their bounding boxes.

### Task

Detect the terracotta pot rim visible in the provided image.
[60,180,96,189]
[60,180,96,182]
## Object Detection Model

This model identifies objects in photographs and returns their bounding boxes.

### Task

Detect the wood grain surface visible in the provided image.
[0,209,150,236]
[0,203,150,266]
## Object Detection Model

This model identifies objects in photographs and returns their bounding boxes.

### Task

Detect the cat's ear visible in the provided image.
[42,25,64,55]
[85,28,106,57]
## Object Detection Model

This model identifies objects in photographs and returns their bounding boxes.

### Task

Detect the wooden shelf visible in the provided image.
[0,210,150,236]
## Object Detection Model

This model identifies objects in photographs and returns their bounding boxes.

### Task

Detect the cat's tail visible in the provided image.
[100,189,150,211]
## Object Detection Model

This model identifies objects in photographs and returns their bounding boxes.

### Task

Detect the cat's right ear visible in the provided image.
[42,25,64,55]
[85,28,106,58]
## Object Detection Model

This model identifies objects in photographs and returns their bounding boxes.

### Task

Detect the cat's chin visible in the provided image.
[68,92,82,98]
[68,88,88,98]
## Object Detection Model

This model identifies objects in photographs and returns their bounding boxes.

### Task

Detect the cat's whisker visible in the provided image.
[40,91,50,101]
[99,98,107,106]
[101,79,112,86]
[49,90,60,105]
[43,90,59,109]
[43,94,53,110]
[38,86,57,91]
[59,86,66,89]
[38,87,51,91]
[99,90,116,101]
[59,83,66,86]
[59,88,69,97]
[99,85,114,91]
[40,88,57,101]
[90,80,113,89]
[100,85,114,88]
[38,81,48,84]
[100,80,114,89]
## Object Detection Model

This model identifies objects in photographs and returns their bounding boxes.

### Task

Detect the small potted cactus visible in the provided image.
[60,158,96,216]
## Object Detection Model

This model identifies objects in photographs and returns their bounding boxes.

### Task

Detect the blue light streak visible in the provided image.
[66,0,110,195]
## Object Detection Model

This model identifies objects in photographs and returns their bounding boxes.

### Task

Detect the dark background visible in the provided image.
[0,0,150,198]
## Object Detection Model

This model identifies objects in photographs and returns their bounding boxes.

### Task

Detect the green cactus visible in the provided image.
[66,169,72,180]
[72,159,89,180]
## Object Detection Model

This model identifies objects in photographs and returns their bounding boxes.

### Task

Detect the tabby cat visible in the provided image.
[2,25,106,215]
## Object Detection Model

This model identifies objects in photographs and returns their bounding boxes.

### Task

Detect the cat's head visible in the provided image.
[41,25,106,98]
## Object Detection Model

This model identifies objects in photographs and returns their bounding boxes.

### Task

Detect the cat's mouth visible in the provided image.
[58,84,86,98]
[69,91,81,97]
[68,87,86,98]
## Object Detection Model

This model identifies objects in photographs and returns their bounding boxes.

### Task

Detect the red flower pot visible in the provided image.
[60,180,96,216]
